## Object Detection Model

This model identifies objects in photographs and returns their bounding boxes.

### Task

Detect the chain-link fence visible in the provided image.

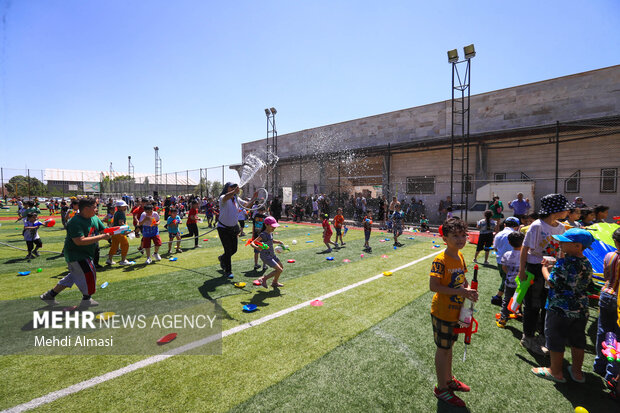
[0,165,240,202]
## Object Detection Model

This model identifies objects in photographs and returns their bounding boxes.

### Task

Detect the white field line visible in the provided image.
[3,251,441,413]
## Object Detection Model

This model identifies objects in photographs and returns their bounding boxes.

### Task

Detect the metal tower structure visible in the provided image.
[154,146,162,196]
[448,44,475,222]
[265,107,277,197]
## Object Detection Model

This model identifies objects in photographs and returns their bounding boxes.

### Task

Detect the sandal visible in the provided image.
[271,282,284,288]
[567,364,585,383]
[531,367,566,383]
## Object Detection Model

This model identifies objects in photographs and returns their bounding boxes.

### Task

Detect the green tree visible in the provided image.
[210,181,222,197]
[5,175,47,197]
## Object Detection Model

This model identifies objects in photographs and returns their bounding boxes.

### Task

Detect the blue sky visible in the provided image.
[0,0,618,177]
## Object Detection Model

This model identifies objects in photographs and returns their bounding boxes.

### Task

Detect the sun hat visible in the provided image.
[115,200,128,207]
[538,193,569,215]
[552,228,595,249]
[264,216,280,227]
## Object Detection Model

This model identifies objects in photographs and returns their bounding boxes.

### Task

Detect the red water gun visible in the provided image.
[454,264,479,361]
[613,216,620,224]
[245,237,269,250]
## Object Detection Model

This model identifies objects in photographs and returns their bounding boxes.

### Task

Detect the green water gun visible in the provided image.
[508,270,535,313]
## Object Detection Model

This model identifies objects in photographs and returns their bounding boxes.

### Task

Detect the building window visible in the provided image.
[406,176,435,194]
[600,168,617,193]
[494,173,506,182]
[564,170,580,193]
[463,175,473,194]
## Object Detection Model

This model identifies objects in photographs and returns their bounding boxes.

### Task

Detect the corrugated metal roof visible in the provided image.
[44,169,198,186]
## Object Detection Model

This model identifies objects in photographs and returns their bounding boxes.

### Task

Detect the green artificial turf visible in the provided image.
[0,207,614,412]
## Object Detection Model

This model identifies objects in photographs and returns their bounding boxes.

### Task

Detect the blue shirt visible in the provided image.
[545,255,592,319]
[493,227,516,264]
[509,199,530,215]
[167,216,181,234]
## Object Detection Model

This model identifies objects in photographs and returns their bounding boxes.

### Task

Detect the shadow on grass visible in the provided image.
[45,254,65,261]
[198,274,232,301]
[50,271,69,279]
[241,289,282,308]
[241,268,265,278]
[5,257,30,264]
[436,399,470,412]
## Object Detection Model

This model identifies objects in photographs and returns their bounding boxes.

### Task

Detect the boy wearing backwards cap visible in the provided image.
[531,228,594,383]
[490,217,521,306]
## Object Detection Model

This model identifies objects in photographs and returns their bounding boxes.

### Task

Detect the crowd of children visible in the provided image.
[428,193,618,407]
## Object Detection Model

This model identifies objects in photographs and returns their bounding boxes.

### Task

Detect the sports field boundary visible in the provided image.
[2,250,441,413]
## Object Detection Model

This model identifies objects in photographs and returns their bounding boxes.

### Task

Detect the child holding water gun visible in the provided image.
[253,216,285,288]
[139,204,162,264]
[429,218,478,407]
[166,207,183,255]
[593,227,620,383]
[531,228,594,383]
[106,200,132,265]
[23,212,43,259]
[496,231,524,328]
[333,207,345,246]
[251,206,267,270]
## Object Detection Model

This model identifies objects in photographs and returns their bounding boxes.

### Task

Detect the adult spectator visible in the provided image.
[269,196,282,222]
[489,195,504,231]
[508,192,531,221]
[217,183,257,278]
[378,195,386,229]
[438,196,452,222]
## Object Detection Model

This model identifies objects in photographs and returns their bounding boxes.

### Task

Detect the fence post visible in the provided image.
[27,169,31,198]
[555,121,560,193]
[0,167,3,200]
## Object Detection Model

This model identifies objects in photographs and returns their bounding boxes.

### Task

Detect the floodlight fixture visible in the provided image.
[447,49,459,63]
[264,108,271,116]
[464,44,476,59]
[270,107,277,115]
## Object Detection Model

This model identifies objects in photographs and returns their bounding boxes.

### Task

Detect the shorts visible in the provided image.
[261,255,282,269]
[141,235,162,248]
[58,259,97,296]
[323,232,333,243]
[393,224,403,236]
[432,314,458,349]
[476,232,494,252]
[335,227,342,236]
[364,230,371,242]
[168,232,181,240]
[544,311,587,352]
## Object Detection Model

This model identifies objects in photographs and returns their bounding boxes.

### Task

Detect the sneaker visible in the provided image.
[40,291,58,306]
[262,265,268,271]
[334,243,339,248]
[118,259,132,265]
[491,295,503,306]
[106,258,116,265]
[79,298,99,308]
[472,258,478,263]
[145,257,152,265]
[483,261,490,265]
[26,253,33,260]
[194,244,202,248]
[33,250,40,257]
[341,242,346,245]
[176,249,183,253]
[496,318,507,328]
[153,253,161,261]
[521,335,548,356]
[448,376,471,392]
[325,248,332,253]
[227,273,234,279]
[254,264,261,270]
[433,386,466,407]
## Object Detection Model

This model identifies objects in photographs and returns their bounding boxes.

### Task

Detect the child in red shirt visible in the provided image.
[322,214,338,253]
[181,200,200,248]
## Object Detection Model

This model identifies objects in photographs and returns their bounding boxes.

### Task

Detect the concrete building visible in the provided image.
[241,65,620,222]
